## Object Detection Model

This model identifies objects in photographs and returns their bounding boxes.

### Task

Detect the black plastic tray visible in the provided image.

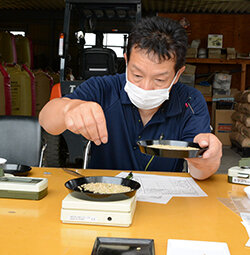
[137,139,207,158]
[91,237,155,255]
[3,164,32,176]
[65,176,141,201]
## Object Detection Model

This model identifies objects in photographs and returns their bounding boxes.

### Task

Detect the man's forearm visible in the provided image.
[39,98,69,135]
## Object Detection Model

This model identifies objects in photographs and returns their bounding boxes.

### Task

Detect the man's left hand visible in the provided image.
[186,133,222,180]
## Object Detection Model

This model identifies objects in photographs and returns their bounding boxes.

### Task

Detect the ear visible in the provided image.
[175,66,185,84]
[123,53,127,64]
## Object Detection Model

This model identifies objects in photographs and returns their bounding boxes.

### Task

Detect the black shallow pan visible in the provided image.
[137,139,208,158]
[65,176,141,201]
[3,164,32,176]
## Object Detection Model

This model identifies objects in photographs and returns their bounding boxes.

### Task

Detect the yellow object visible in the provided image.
[0,70,6,115]
[0,64,11,115]
[0,168,249,255]
[6,64,32,115]
[34,70,53,116]
[0,31,17,64]
[15,35,31,68]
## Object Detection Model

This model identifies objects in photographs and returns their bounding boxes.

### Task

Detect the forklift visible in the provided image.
[43,0,142,167]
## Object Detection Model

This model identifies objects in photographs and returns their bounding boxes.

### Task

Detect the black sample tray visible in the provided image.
[91,237,155,255]
[137,139,207,158]
[3,164,32,176]
[65,176,141,201]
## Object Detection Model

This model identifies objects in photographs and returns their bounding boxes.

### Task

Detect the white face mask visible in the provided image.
[124,70,179,110]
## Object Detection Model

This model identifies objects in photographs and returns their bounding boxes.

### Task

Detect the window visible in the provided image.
[84,33,128,57]
[10,31,25,36]
[84,33,96,47]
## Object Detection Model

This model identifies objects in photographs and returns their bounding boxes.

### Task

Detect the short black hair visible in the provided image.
[126,16,188,72]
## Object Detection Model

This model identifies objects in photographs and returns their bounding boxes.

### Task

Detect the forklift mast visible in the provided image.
[59,0,141,96]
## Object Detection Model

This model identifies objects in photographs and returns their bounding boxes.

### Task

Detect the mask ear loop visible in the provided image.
[168,70,180,90]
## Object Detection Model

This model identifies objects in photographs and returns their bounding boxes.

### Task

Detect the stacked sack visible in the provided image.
[0,31,55,117]
[34,69,53,116]
[0,63,11,115]
[230,90,250,148]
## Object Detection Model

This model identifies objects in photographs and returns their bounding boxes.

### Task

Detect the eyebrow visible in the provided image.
[131,64,170,77]
[154,72,170,77]
[131,64,143,73]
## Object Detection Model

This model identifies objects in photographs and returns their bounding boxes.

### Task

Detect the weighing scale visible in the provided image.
[228,166,250,185]
[0,176,48,200]
[61,193,137,227]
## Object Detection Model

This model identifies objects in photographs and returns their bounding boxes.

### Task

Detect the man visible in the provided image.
[39,16,222,180]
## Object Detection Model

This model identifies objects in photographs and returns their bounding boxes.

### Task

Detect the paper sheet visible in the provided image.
[241,213,250,247]
[138,195,172,204]
[116,172,207,204]
[167,239,231,255]
[231,196,250,213]
[246,239,250,247]
[217,197,240,216]
[240,212,250,223]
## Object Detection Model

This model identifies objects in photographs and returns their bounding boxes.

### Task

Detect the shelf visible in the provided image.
[186,58,250,91]
[186,58,250,65]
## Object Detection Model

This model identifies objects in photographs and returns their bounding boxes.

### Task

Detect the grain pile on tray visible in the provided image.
[78,182,132,194]
[230,90,250,148]
[148,144,199,150]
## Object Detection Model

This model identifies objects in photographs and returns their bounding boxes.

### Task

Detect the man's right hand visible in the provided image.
[39,97,108,146]
[63,99,108,146]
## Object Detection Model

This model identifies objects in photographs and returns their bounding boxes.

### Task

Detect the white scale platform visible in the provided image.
[61,194,137,227]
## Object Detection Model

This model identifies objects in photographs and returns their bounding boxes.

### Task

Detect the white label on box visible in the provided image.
[232,177,250,185]
[68,215,98,222]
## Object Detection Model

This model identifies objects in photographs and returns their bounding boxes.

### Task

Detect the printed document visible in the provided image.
[116,172,207,204]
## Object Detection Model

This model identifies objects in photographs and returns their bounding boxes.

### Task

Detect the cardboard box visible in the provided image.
[195,84,212,97]
[184,64,196,74]
[215,110,234,145]
[227,48,236,60]
[186,48,197,58]
[208,48,221,59]
[179,73,195,87]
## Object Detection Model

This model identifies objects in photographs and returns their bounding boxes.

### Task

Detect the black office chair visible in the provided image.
[79,47,118,80]
[0,116,45,167]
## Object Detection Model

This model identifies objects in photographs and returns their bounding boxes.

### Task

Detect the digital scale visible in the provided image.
[0,176,48,200]
[61,193,137,227]
[228,166,250,186]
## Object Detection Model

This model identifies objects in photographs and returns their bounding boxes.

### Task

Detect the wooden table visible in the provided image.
[0,168,249,255]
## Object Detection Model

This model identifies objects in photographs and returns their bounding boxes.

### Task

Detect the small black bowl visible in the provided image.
[3,164,32,176]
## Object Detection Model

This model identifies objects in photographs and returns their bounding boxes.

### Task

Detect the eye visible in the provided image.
[134,74,142,78]
[155,79,164,83]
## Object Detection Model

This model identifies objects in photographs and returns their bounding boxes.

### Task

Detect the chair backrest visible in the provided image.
[0,115,42,166]
[79,47,117,80]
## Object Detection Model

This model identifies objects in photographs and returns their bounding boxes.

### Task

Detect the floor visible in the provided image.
[217,146,242,174]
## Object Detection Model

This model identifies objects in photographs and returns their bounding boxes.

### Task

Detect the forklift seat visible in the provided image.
[0,116,45,167]
[79,47,117,80]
